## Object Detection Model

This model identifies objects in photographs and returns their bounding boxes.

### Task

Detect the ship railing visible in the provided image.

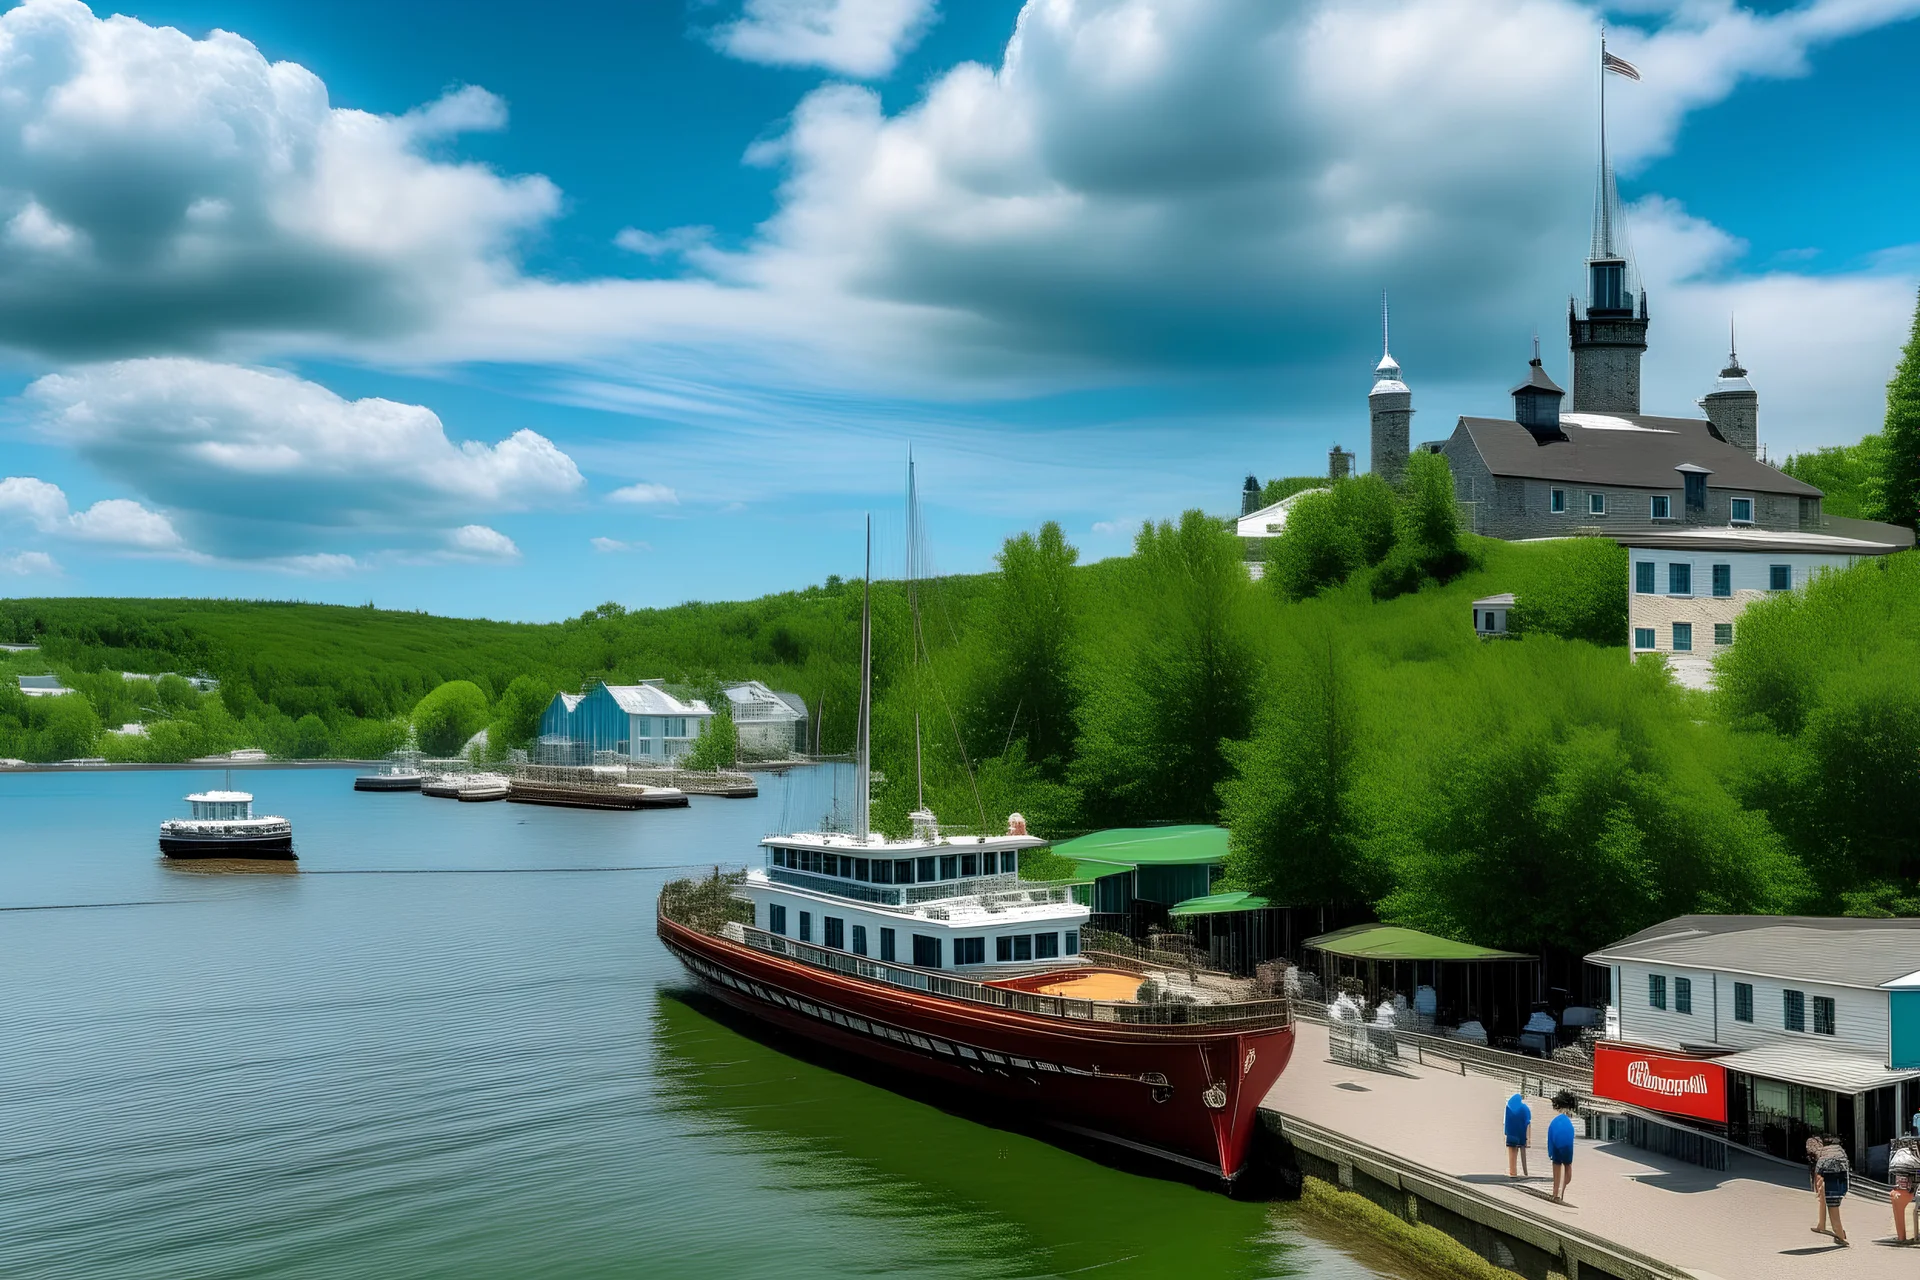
[728,923,1290,1031]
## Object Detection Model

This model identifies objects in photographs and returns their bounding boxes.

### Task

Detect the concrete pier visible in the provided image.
[1263,1021,1906,1280]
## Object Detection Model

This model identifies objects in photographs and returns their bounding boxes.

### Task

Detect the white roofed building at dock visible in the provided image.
[721,681,809,759]
[537,679,714,765]
[1587,915,1920,1178]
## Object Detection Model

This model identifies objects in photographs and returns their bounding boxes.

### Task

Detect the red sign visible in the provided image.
[1593,1043,1727,1122]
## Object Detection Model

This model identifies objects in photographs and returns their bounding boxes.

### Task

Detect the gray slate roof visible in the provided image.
[1588,915,1920,990]
[1452,413,1822,496]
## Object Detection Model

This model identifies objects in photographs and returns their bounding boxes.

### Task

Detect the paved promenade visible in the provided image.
[1265,1021,1911,1279]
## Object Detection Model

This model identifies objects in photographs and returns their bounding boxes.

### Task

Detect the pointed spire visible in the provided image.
[1587,30,1640,313]
[1722,314,1745,377]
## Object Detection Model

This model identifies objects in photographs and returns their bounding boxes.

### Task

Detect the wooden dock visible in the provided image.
[1262,1020,1904,1280]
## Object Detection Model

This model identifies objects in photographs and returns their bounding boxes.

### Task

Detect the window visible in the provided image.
[1714,623,1733,647]
[769,904,787,935]
[894,859,914,884]
[1035,933,1059,959]
[855,858,870,881]
[982,851,998,875]
[824,917,844,950]
[995,936,1012,962]
[1734,982,1753,1023]
[1635,562,1656,594]
[634,717,653,738]
[1651,495,1672,519]
[916,856,936,883]
[1674,976,1692,1015]
[1634,628,1656,650]
[1065,930,1080,955]
[1812,996,1836,1036]
[851,925,868,957]
[960,853,978,877]
[1589,492,1607,516]
[1683,471,1707,511]
[911,934,942,968]
[1784,989,1806,1032]
[1013,934,1033,962]
[1649,974,1667,1010]
[1712,564,1731,597]
[880,928,896,962]
[1769,564,1791,592]
[799,911,812,943]
[939,855,958,880]
[872,859,892,884]
[1730,497,1754,523]
[1672,622,1692,653]
[665,717,688,737]
[1551,488,1568,514]
[771,848,786,868]
[1668,563,1692,596]
[823,854,840,878]
[954,938,985,966]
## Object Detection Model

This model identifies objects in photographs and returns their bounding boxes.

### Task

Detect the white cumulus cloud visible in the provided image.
[0,0,556,359]
[0,550,60,574]
[711,0,936,78]
[608,482,679,506]
[25,358,584,556]
[590,535,650,553]
[0,475,184,550]
[447,524,519,561]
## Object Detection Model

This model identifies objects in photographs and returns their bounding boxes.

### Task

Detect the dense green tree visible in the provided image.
[1073,511,1260,824]
[984,522,1081,773]
[1220,638,1375,906]
[489,674,555,754]
[411,680,491,756]
[1257,475,1328,508]
[1371,451,1469,599]
[684,705,738,771]
[1508,537,1627,645]
[292,713,331,759]
[1783,436,1886,520]
[1265,475,1398,602]
[1883,289,1920,530]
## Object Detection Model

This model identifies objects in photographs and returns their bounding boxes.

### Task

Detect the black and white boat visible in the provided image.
[159,790,295,860]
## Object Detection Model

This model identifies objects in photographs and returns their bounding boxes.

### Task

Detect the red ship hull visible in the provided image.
[659,916,1294,1185]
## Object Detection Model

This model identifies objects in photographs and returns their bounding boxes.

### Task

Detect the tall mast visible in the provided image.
[907,450,926,812]
[853,514,873,840]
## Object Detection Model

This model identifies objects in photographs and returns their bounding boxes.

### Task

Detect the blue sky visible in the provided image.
[0,0,1915,620]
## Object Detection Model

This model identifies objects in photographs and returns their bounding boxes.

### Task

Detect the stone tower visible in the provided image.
[1329,445,1353,482]
[1241,474,1262,515]
[1568,84,1648,414]
[1369,295,1412,485]
[1700,325,1757,456]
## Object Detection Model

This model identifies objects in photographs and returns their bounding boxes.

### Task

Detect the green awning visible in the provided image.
[1303,923,1533,963]
[1051,825,1229,868]
[1057,857,1134,886]
[1168,891,1273,917]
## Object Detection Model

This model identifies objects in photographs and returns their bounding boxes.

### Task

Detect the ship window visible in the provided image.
[961,853,978,877]
[954,938,985,965]
[917,857,936,883]
[1013,935,1033,962]
[855,858,870,882]
[895,859,914,884]
[1065,931,1080,955]
[872,860,893,885]
[799,912,812,943]
[940,855,958,881]
[851,925,867,956]
[912,934,942,968]
[823,854,839,877]
[1035,933,1059,960]
[770,848,785,868]
[880,928,896,962]
[995,937,1012,962]
[769,904,787,936]
[983,851,998,875]
[824,917,844,949]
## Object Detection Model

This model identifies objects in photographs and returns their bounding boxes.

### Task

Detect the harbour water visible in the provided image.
[1,766,1420,1279]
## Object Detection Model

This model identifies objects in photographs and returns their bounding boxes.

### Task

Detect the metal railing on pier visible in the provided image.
[762,867,1078,914]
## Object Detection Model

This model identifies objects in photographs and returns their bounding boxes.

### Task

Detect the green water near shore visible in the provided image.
[0,767,1421,1279]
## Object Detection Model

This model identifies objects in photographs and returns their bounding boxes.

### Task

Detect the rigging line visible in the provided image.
[1002,694,1024,757]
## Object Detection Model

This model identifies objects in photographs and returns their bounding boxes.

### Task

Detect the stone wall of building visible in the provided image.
[1569,314,1648,414]
[1437,459,1810,542]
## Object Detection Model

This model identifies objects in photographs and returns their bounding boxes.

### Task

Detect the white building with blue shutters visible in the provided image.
[1589,915,1920,1175]
[1624,526,1906,689]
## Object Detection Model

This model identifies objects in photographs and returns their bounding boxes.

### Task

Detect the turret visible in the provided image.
[1512,341,1566,437]
[1369,294,1412,485]
[1329,445,1352,482]
[1699,324,1757,457]
[1241,474,1261,515]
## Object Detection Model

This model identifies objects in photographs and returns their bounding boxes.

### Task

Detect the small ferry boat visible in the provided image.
[159,790,295,859]
[659,504,1292,1187]
[354,752,424,792]
[456,773,511,802]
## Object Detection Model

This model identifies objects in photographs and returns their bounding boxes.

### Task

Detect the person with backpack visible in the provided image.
[1806,1136,1851,1246]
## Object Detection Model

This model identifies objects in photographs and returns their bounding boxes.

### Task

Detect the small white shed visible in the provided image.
[1472,593,1515,638]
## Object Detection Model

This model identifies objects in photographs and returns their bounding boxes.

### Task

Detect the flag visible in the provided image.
[1603,50,1640,80]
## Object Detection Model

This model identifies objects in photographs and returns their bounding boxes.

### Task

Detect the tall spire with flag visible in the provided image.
[1569,31,1649,415]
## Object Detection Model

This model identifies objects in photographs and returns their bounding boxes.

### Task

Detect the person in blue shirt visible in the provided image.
[1548,1090,1579,1203]
[1503,1092,1532,1179]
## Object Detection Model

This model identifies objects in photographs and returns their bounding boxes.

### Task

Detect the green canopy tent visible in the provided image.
[1303,924,1541,1037]
[1049,826,1229,932]
[1165,890,1286,976]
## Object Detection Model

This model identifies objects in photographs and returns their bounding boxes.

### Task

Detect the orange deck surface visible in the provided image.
[1031,971,1143,1001]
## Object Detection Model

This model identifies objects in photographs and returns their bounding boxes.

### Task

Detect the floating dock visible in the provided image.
[506,778,687,810]
[1261,1019,1895,1280]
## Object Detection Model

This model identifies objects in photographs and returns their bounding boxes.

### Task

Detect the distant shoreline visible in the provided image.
[0,760,380,774]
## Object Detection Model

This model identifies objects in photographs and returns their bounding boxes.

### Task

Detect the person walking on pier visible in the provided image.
[1889,1138,1918,1245]
[1546,1090,1577,1204]
[1806,1136,1851,1246]
[1503,1092,1533,1180]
